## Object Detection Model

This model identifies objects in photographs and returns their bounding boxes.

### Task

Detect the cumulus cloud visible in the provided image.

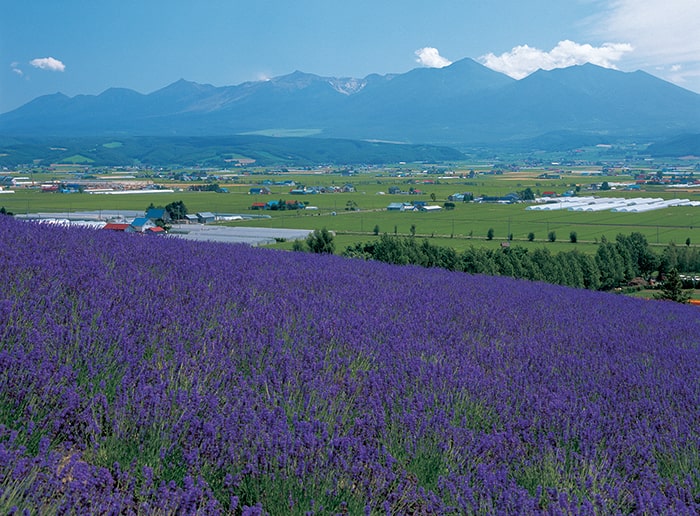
[415,47,452,68]
[479,40,633,79]
[30,57,66,72]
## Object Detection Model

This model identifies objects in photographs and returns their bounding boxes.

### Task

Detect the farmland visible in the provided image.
[0,216,698,513]
[2,161,700,256]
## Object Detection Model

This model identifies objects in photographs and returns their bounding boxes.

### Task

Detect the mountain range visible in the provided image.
[1,58,700,153]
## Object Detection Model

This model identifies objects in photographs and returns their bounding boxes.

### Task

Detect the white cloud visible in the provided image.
[30,57,66,72]
[479,40,633,79]
[414,47,452,69]
[591,0,700,92]
[11,62,24,76]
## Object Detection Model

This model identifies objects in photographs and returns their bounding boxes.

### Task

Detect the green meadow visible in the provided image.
[2,166,700,254]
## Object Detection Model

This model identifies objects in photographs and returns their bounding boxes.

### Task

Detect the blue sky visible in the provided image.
[2,0,699,114]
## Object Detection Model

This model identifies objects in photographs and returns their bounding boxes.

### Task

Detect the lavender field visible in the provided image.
[0,217,699,515]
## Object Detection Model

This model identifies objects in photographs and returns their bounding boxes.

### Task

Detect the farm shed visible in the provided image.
[103,223,129,231]
[197,212,216,223]
[145,208,171,222]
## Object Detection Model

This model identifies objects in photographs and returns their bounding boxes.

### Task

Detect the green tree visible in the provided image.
[410,224,416,237]
[596,241,628,289]
[616,232,658,278]
[655,267,691,303]
[305,228,335,254]
[527,232,535,242]
[430,192,436,202]
[486,228,494,240]
[165,200,187,221]
[569,231,577,243]
[519,187,535,201]
[373,224,380,236]
[548,231,556,242]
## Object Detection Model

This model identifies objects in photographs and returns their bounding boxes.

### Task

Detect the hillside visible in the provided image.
[0,135,465,167]
[1,59,699,150]
[1,216,698,513]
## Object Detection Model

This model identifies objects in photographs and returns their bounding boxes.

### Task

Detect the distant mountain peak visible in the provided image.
[328,77,367,95]
[1,61,698,147]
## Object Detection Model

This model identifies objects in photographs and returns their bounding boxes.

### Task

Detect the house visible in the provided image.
[126,217,156,233]
[250,202,267,210]
[197,212,216,223]
[419,205,442,212]
[249,187,272,195]
[146,226,166,235]
[185,214,199,223]
[145,207,171,223]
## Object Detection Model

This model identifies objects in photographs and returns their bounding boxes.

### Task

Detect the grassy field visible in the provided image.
[3,166,700,254]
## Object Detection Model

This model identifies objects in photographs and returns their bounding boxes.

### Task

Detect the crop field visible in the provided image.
[0,216,699,513]
[2,166,700,255]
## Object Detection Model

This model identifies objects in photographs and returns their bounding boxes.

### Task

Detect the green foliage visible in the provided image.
[527,232,535,242]
[486,228,495,240]
[519,187,535,200]
[165,200,187,220]
[305,228,335,254]
[569,231,577,243]
[654,267,691,303]
[548,231,556,242]
[373,224,380,236]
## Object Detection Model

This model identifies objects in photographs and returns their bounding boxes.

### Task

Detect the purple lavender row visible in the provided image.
[0,217,698,514]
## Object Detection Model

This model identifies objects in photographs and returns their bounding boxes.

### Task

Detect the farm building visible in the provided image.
[197,212,216,223]
[126,218,156,233]
[249,187,272,195]
[145,208,171,223]
[102,223,130,232]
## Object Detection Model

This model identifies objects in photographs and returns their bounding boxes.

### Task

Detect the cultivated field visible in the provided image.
[1,217,699,513]
[2,164,700,255]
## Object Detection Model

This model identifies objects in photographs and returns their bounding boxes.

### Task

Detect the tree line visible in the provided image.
[337,232,698,294]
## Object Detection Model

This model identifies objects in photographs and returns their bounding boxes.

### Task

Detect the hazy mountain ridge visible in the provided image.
[1,58,699,151]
